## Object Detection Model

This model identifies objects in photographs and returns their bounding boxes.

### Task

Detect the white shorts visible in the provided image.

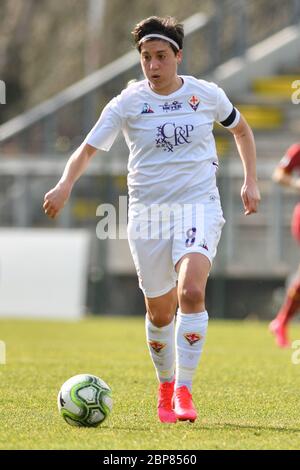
[127,199,225,298]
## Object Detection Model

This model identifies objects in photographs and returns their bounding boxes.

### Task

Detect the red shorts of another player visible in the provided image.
[291,203,300,244]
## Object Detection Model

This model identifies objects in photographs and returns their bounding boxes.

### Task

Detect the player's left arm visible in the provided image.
[228,114,261,215]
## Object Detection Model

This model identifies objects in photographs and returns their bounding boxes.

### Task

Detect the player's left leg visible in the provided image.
[173,252,210,422]
[171,198,224,422]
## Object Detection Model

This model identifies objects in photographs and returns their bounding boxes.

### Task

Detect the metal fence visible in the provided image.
[0,156,297,277]
[0,152,297,318]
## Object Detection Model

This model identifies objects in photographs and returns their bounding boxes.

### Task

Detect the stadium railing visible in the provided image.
[1,0,300,153]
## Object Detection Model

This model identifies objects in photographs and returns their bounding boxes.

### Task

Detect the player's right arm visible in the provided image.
[43,90,125,219]
[43,142,97,219]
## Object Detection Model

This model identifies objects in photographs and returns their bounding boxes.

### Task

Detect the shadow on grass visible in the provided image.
[105,422,300,433]
[200,422,300,433]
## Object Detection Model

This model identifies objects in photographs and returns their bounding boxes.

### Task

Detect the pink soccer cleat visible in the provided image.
[269,319,290,348]
[173,385,197,422]
[157,381,177,423]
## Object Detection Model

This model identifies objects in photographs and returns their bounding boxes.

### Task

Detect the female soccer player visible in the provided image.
[43,16,260,423]
[269,143,300,348]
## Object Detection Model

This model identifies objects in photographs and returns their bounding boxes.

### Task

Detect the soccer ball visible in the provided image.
[57,374,113,427]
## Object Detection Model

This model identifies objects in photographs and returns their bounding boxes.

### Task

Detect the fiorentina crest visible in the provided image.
[149,340,166,353]
[188,95,200,111]
[184,333,202,346]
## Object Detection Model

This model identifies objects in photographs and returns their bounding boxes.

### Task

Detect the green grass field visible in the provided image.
[0,316,300,450]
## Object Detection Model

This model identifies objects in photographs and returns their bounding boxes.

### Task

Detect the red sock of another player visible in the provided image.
[277,280,300,326]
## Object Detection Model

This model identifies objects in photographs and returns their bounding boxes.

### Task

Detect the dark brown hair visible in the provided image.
[132,16,184,55]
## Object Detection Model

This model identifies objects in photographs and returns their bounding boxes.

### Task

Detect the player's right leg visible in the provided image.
[145,289,178,423]
[127,219,178,423]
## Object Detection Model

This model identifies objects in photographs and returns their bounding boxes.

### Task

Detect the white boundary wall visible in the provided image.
[0,229,90,319]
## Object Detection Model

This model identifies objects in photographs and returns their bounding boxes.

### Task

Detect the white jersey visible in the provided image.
[85,75,240,218]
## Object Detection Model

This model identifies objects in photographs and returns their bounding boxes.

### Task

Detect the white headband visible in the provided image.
[139,34,180,50]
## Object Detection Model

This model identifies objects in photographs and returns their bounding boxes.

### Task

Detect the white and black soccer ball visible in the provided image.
[57,374,113,427]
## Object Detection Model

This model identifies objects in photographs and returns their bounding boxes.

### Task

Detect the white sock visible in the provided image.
[175,309,208,391]
[145,315,175,383]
